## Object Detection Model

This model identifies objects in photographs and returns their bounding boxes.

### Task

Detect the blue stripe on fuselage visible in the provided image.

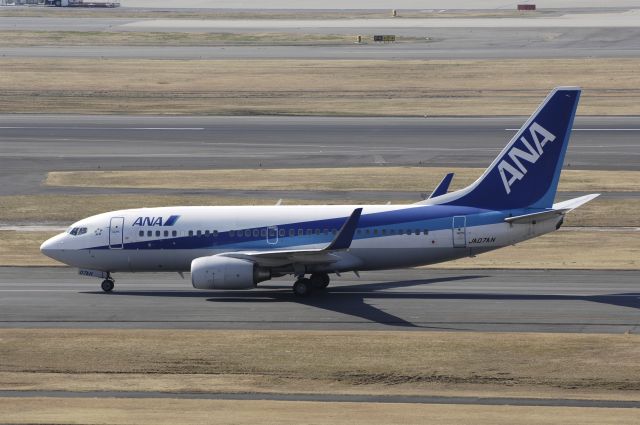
[89,205,506,251]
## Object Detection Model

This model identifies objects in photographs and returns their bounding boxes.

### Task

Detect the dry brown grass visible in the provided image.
[0,231,59,267]
[45,167,640,193]
[4,193,638,227]
[1,329,639,401]
[1,58,639,115]
[0,30,358,46]
[1,398,638,425]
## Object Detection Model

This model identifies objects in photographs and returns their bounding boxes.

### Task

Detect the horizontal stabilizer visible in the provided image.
[505,193,599,224]
[552,193,600,212]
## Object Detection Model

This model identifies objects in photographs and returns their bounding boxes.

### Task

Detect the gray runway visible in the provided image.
[1,115,639,197]
[0,267,638,333]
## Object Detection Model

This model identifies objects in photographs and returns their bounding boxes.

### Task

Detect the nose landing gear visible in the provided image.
[101,276,115,293]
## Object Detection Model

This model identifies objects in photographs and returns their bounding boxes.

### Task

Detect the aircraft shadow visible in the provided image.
[81,277,640,328]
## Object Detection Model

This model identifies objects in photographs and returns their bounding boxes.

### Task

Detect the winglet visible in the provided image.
[428,172,454,199]
[325,208,363,251]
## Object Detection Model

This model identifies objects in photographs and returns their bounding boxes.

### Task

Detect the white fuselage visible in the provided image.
[40,204,560,275]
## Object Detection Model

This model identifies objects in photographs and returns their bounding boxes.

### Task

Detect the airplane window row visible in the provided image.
[136,228,429,239]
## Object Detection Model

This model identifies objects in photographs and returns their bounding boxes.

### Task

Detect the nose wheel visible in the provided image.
[101,278,114,293]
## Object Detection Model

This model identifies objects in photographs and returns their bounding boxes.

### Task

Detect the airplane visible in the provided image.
[40,87,598,296]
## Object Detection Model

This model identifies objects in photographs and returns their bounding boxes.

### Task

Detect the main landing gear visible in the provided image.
[292,273,330,297]
[101,275,115,293]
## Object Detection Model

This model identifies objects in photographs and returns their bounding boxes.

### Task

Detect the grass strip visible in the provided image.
[1,58,639,115]
[45,167,640,192]
[1,329,639,401]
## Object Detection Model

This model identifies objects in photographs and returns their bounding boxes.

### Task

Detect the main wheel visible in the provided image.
[310,273,330,289]
[101,279,114,293]
[293,278,312,297]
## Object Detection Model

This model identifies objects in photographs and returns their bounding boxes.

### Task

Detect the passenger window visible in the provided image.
[245,230,251,237]
[381,229,387,235]
[315,229,321,235]
[156,230,161,237]
[279,229,285,237]
[204,230,210,236]
[306,229,312,235]
[213,230,218,237]
[373,229,378,235]
[298,229,304,236]
[172,230,177,237]
[415,229,420,235]
[332,229,337,235]
[289,229,295,237]
[252,229,259,237]
[365,229,370,235]
[261,229,267,237]
[229,230,235,237]
[139,230,144,237]
[163,230,168,237]
[424,229,429,235]
[147,230,153,237]
[323,229,328,235]
[406,229,412,235]
[196,230,202,236]
[390,229,395,235]
[399,229,404,235]
[356,229,362,235]
[188,230,193,237]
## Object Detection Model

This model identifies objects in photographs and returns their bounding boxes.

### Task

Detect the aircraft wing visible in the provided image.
[218,208,362,267]
[505,194,599,224]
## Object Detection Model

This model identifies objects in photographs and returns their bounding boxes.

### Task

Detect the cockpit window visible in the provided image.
[68,227,87,236]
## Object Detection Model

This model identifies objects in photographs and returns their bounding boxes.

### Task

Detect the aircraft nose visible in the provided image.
[40,233,66,261]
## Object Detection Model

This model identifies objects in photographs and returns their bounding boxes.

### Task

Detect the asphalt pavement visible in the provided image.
[1,267,638,333]
[1,115,639,197]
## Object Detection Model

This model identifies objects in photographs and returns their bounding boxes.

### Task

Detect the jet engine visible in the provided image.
[191,256,271,290]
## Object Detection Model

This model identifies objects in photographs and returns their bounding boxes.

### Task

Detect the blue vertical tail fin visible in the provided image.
[428,87,581,210]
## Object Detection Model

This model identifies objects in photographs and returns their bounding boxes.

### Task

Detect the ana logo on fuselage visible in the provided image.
[132,215,180,227]
[497,122,556,194]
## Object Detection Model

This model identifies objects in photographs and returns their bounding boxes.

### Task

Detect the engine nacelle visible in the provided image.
[191,256,271,290]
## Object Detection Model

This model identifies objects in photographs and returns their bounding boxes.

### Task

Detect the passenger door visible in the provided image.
[452,216,467,248]
[109,217,125,249]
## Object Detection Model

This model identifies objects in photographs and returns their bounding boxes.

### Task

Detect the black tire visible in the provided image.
[101,279,114,293]
[310,273,330,289]
[293,278,312,297]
